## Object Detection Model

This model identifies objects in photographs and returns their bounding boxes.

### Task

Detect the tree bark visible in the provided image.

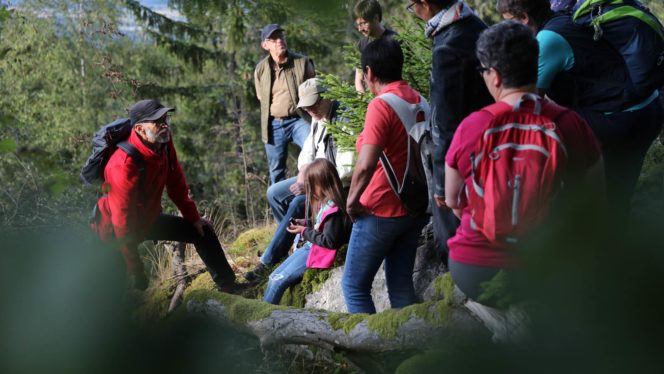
[168,241,187,313]
[185,293,489,353]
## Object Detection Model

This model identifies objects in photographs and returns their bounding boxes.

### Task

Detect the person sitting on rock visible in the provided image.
[244,78,353,282]
[263,159,351,305]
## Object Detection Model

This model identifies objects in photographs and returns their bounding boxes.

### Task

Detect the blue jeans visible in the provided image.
[342,214,428,313]
[263,243,311,304]
[264,117,310,184]
[260,193,306,266]
[267,176,298,223]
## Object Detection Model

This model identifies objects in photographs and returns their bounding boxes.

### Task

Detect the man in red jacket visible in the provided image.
[95,99,238,291]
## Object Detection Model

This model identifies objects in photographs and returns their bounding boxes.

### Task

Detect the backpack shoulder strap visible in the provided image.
[377,93,431,132]
[375,93,430,195]
[117,141,146,196]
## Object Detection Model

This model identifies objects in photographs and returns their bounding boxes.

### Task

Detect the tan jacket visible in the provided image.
[254,51,314,143]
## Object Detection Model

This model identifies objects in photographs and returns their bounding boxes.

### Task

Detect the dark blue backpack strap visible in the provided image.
[117,141,145,197]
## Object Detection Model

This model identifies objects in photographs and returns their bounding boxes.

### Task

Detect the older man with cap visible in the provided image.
[93,99,241,292]
[254,23,316,185]
[245,78,353,281]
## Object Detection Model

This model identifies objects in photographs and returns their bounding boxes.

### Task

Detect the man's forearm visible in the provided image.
[347,163,374,206]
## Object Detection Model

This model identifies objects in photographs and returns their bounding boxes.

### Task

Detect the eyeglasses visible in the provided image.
[265,32,286,42]
[476,65,492,75]
[142,115,169,127]
[355,20,370,28]
[406,1,420,13]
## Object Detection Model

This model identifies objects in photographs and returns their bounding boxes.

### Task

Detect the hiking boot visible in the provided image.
[243,263,269,282]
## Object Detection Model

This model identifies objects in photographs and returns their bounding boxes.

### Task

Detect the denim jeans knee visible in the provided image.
[263,244,310,304]
[260,194,306,266]
[267,177,297,222]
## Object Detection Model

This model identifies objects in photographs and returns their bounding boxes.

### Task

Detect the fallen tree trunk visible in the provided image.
[184,278,490,353]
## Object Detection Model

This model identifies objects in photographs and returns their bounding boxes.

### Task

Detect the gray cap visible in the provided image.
[296,78,327,108]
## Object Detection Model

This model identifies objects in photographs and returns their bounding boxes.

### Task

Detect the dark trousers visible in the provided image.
[577,98,663,215]
[431,201,460,266]
[449,258,502,304]
[144,214,235,287]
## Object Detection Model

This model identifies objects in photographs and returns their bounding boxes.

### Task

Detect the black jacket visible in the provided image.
[301,208,350,250]
[429,15,493,196]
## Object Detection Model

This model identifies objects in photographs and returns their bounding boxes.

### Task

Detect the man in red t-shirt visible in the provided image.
[444,22,604,303]
[343,38,428,314]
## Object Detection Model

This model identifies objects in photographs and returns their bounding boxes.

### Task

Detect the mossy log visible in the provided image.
[183,275,489,353]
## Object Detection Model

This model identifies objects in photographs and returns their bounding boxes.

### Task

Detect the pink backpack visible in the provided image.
[466,94,569,243]
[305,206,341,269]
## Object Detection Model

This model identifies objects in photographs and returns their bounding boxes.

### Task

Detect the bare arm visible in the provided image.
[444,163,465,219]
[346,144,381,221]
[354,69,365,93]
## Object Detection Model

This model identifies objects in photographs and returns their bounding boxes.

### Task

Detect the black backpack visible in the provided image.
[376,93,432,217]
[80,118,145,186]
[572,0,664,99]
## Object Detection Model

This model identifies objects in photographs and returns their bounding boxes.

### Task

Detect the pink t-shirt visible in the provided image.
[445,101,601,268]
[356,81,421,217]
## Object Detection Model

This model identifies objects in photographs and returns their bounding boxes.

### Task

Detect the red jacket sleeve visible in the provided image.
[165,143,201,223]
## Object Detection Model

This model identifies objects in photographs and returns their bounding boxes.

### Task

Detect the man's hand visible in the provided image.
[193,218,213,237]
[289,182,306,196]
[347,200,372,222]
[433,194,447,208]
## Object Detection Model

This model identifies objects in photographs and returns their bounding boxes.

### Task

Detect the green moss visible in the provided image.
[183,272,216,300]
[326,274,458,339]
[226,225,275,257]
[435,273,455,324]
[433,273,453,300]
[366,308,414,339]
[185,288,289,325]
[332,244,348,267]
[131,280,176,324]
[328,312,369,334]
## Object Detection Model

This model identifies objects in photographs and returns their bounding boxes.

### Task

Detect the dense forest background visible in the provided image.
[1,0,661,234]
[0,0,520,235]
